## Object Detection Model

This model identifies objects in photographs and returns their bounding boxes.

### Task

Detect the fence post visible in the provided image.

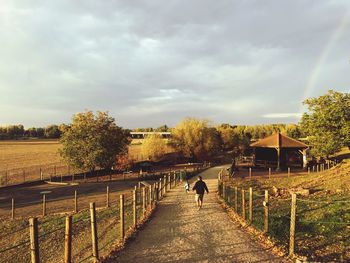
[29,217,40,263]
[169,174,172,189]
[249,187,253,224]
[249,168,252,179]
[42,194,46,217]
[163,177,166,195]
[64,215,72,263]
[11,198,15,219]
[164,175,167,192]
[222,182,226,201]
[264,190,269,233]
[234,187,238,212]
[74,190,78,213]
[289,193,297,257]
[120,194,125,239]
[158,179,162,199]
[149,186,152,209]
[288,167,291,177]
[106,186,109,208]
[308,167,310,174]
[133,190,137,227]
[142,187,146,217]
[89,202,99,262]
[268,168,271,179]
[241,189,245,220]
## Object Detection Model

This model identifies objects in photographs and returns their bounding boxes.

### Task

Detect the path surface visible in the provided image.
[107,167,288,263]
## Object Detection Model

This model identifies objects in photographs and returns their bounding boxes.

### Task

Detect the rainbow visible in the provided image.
[300,13,350,113]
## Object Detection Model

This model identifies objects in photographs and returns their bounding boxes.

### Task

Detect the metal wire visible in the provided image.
[38,225,65,239]
[298,219,350,225]
[0,239,30,254]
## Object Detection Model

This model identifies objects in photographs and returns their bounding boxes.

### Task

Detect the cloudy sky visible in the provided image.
[0,1,349,128]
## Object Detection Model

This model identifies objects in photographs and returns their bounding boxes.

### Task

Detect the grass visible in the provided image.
[224,159,350,261]
[0,193,139,263]
[0,140,62,171]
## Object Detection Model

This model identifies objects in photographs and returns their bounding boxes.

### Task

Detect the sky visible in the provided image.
[0,0,349,129]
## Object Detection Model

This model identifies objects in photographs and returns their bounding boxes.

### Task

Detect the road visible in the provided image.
[106,166,288,263]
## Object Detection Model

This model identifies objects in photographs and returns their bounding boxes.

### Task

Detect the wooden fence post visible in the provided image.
[159,179,162,199]
[241,189,245,219]
[249,168,252,179]
[142,187,146,217]
[222,182,226,201]
[249,187,253,224]
[264,190,269,233]
[289,193,297,257]
[74,190,78,213]
[29,217,40,263]
[169,174,172,189]
[268,168,271,179]
[120,195,125,239]
[165,175,168,192]
[308,167,310,174]
[89,202,99,262]
[64,215,72,263]
[133,190,137,227]
[106,186,109,208]
[11,198,15,219]
[42,194,46,217]
[163,177,166,195]
[149,186,152,208]
[234,187,238,212]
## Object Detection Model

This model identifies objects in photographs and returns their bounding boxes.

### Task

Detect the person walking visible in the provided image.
[184,180,190,193]
[192,175,209,210]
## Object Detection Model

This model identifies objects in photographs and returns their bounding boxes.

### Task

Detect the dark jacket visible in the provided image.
[192,180,209,195]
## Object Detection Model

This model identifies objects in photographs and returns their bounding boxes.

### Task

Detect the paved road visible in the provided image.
[106,167,288,263]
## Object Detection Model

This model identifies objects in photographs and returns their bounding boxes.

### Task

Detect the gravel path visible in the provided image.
[107,167,288,263]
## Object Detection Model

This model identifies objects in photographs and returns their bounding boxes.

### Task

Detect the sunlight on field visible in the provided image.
[0,140,62,171]
[0,139,164,171]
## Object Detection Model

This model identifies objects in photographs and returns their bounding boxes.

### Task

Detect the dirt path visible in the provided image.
[106,167,288,263]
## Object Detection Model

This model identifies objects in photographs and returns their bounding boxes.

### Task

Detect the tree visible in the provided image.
[44,125,61,138]
[155,124,169,132]
[216,124,240,151]
[59,111,130,171]
[172,118,220,161]
[141,133,168,161]
[300,90,350,157]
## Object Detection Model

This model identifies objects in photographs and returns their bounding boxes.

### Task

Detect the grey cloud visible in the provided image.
[1,0,350,128]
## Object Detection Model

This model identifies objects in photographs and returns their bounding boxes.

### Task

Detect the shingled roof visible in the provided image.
[250,133,308,149]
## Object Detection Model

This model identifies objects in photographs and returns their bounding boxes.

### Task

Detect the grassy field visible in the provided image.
[0,139,174,172]
[0,140,62,171]
[224,158,350,261]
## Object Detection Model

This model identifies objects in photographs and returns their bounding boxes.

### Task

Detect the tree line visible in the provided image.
[0,124,61,139]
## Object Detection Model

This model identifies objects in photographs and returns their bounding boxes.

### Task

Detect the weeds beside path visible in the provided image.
[105,167,288,263]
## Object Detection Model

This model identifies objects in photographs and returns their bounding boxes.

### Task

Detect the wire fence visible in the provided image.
[218,171,350,262]
[0,166,210,263]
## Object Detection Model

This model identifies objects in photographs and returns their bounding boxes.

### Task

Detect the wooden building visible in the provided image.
[250,133,308,170]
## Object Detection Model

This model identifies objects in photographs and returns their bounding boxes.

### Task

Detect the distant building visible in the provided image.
[130,132,171,139]
[250,132,308,170]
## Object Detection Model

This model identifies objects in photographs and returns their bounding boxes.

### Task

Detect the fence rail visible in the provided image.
[217,167,350,262]
[0,166,209,263]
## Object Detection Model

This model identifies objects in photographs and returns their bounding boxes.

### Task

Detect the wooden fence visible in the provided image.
[0,166,209,263]
[217,166,350,261]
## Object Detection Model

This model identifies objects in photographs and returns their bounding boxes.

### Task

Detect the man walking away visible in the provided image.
[192,176,209,210]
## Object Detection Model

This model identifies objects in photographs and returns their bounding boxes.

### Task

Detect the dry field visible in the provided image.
[0,140,62,171]
[0,139,174,172]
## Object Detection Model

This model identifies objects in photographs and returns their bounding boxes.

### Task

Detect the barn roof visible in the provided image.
[250,133,308,149]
